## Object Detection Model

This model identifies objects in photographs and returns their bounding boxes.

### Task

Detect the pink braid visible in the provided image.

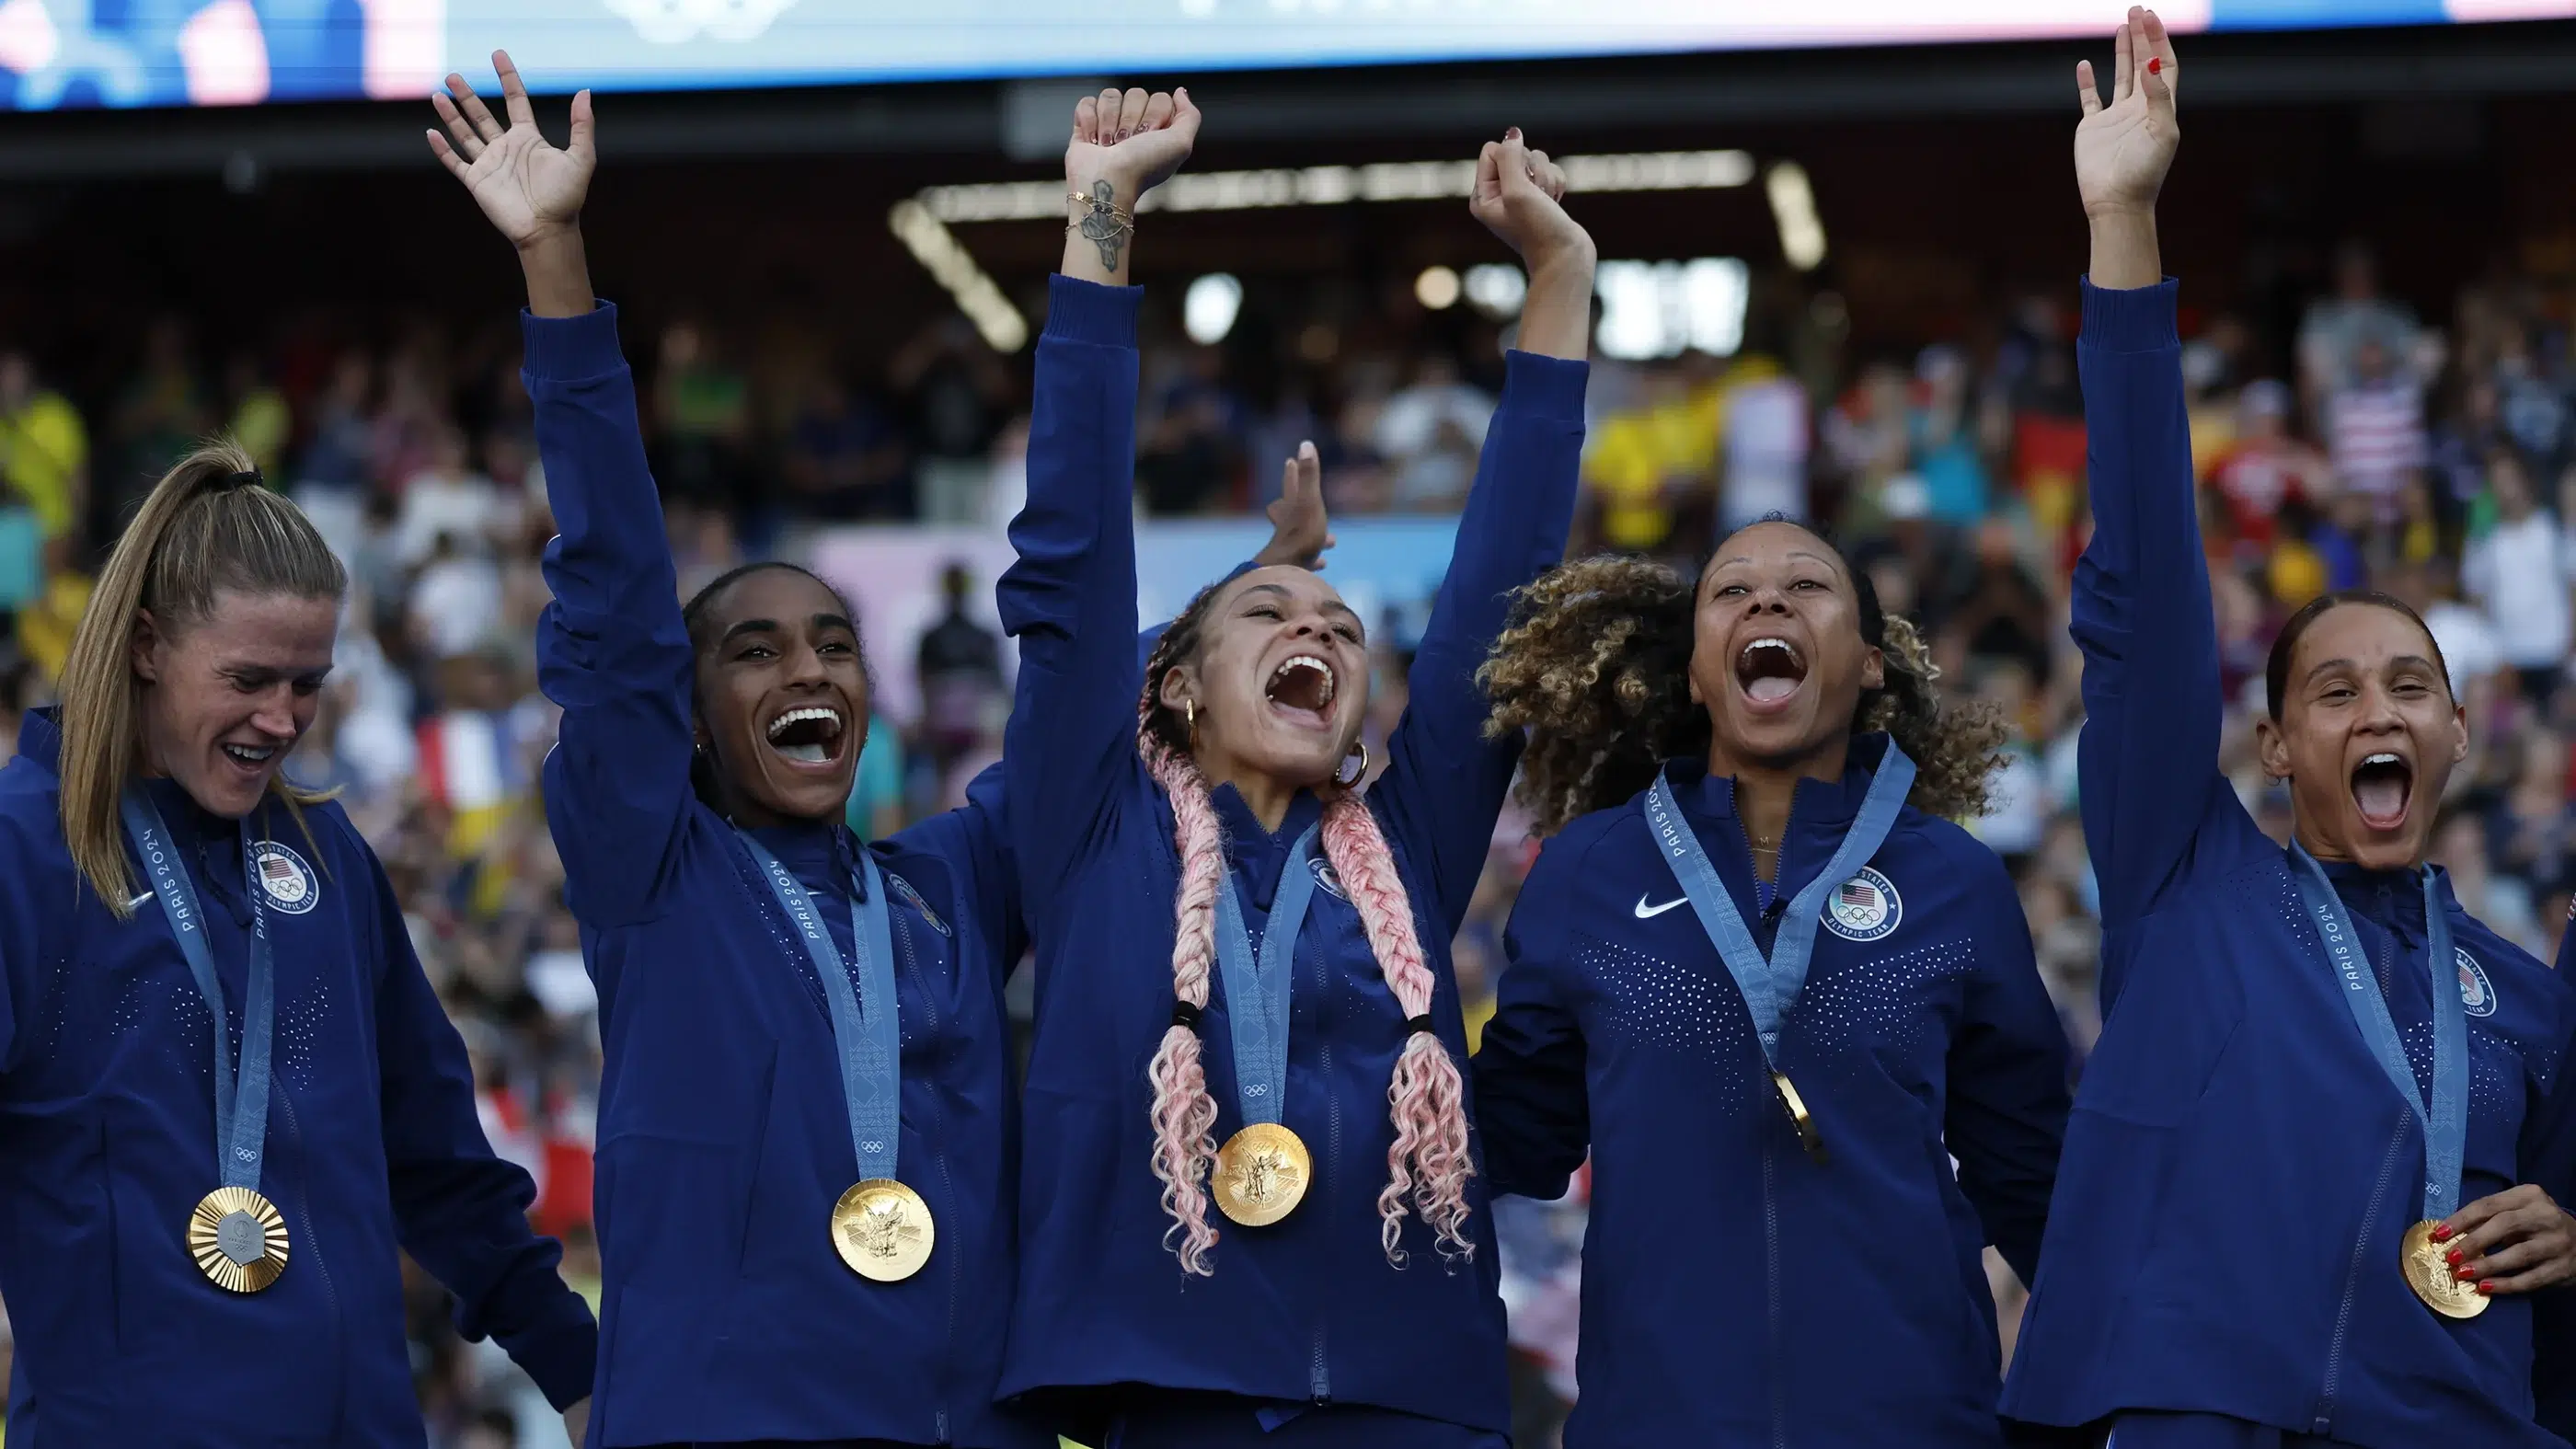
[1142,728,1225,1276]
[1319,795,1478,1269]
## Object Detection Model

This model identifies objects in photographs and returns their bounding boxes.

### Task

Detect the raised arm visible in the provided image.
[431,57,692,929]
[1940,851,2070,1287]
[1370,133,1593,932]
[2064,13,2243,941]
[996,87,1199,914]
[357,828,598,1435]
[1470,828,1597,1201]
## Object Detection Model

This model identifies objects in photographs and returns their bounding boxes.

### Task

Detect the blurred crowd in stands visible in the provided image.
[1,236,2573,1447]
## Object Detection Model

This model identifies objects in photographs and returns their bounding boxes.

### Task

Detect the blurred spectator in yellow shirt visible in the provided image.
[17,535,94,683]
[224,352,293,482]
[0,350,87,542]
[1581,359,1720,555]
[2268,529,2329,611]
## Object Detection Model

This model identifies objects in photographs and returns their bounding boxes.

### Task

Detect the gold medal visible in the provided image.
[831,1179,934,1282]
[2399,1219,2487,1319]
[1771,1071,1828,1165]
[1214,1121,1311,1227]
[189,1186,289,1294]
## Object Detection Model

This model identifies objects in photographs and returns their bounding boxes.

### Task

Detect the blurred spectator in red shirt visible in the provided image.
[2209,380,2328,555]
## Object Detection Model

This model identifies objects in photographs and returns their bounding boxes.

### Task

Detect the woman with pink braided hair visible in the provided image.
[994,87,1593,1449]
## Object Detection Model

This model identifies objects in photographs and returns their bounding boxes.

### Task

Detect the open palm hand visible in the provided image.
[2073,7,2179,219]
[427,51,595,249]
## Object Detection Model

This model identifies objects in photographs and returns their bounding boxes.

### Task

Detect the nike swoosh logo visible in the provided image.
[1634,894,1688,919]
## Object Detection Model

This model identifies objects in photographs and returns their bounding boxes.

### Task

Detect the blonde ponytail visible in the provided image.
[56,438,346,914]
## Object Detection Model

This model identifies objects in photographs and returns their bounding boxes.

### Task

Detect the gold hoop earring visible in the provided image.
[1338,741,1371,788]
[1183,699,1198,742]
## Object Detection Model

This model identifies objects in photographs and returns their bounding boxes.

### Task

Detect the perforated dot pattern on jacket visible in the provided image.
[276,972,329,1092]
[1795,938,1974,1071]
[1592,928,1973,1091]
[1592,938,1751,1073]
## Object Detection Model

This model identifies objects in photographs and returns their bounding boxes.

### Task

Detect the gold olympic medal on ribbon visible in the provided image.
[831,1179,936,1282]
[1214,1121,1312,1227]
[189,1186,290,1294]
[2398,1219,2487,1319]
[1770,1071,1829,1166]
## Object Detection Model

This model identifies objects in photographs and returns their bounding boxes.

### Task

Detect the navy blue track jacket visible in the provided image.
[1999,281,2576,1449]
[0,719,596,1445]
[994,275,1586,1436]
[1478,742,2069,1447]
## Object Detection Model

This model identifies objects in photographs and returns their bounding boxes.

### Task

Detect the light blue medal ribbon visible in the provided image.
[742,834,931,1280]
[1641,745,1917,1164]
[122,790,288,1291]
[2286,846,2467,1221]
[1202,822,1326,1227]
[742,837,902,1186]
[1211,824,1323,1131]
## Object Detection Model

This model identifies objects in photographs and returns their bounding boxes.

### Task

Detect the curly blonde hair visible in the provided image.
[1478,534,2007,837]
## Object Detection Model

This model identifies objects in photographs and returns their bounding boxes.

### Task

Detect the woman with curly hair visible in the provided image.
[1471,508,2072,1443]
[995,89,1595,1448]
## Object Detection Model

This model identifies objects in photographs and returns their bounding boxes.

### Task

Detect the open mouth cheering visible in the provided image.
[1735,636,1808,710]
[1265,653,1338,730]
[765,705,848,768]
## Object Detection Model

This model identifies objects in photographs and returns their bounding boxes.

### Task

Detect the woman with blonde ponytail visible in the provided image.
[994,89,1593,1449]
[1472,508,2071,1448]
[0,437,596,1444]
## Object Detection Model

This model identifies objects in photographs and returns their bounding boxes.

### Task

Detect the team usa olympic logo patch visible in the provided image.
[1822,868,1902,943]
[1310,857,1349,903]
[888,872,950,937]
[252,843,321,915]
[2455,949,2498,1018]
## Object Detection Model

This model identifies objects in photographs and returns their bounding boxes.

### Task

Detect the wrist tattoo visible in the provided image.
[1075,178,1132,271]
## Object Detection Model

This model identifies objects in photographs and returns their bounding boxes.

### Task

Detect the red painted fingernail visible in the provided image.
[2146,57,2162,75]
[2446,1248,2464,1265]
[2477,1281,2494,1296]
[2430,1225,2454,1242]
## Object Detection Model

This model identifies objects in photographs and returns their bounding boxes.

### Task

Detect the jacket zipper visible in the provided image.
[1744,764,1791,1449]
[2316,1114,2407,1436]
[2314,924,2409,1437]
[891,893,960,1444]
[1739,813,1777,917]
[1763,1144,1787,1449]
[210,842,346,1432]
[276,1087,345,1434]
[1310,905,1336,1405]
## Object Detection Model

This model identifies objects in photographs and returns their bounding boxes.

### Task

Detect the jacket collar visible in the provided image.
[744,817,868,901]
[17,706,61,775]
[1669,731,1897,834]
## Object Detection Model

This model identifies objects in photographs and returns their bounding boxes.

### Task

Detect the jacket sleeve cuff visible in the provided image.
[1500,351,1592,423]
[1045,275,1143,349]
[2078,278,2181,353]
[520,302,628,382]
[504,1302,602,1412]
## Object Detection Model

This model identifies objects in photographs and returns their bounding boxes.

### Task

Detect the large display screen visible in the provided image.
[0,0,2564,111]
